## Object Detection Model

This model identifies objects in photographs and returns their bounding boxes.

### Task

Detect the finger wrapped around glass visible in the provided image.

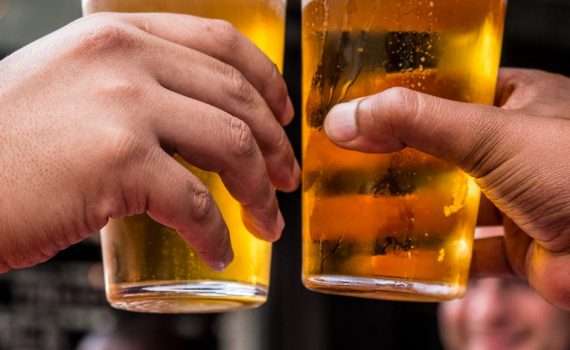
[82,0,287,313]
[302,0,506,301]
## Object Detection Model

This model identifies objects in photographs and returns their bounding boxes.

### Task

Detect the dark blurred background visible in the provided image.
[0,0,569,349]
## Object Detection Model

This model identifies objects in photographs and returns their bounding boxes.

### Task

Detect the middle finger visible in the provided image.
[140,30,300,192]
[150,88,284,242]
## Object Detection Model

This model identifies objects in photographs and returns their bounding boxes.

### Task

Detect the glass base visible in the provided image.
[303,275,465,302]
[106,281,268,313]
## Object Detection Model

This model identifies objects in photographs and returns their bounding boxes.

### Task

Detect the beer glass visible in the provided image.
[302,0,506,301]
[82,0,286,313]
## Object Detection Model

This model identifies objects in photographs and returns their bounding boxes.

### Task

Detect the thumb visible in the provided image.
[323,87,516,177]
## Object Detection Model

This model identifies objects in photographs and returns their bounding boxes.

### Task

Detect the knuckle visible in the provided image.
[83,209,110,235]
[93,128,154,220]
[385,87,420,132]
[224,66,257,107]
[227,118,258,159]
[73,20,135,56]
[361,87,417,131]
[258,181,277,208]
[504,69,543,95]
[383,87,420,118]
[98,126,146,169]
[190,187,214,222]
[356,87,422,152]
[270,129,291,164]
[206,19,240,54]
[97,78,144,101]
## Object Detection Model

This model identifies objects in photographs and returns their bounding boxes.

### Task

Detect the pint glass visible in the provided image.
[82,0,286,313]
[302,0,506,301]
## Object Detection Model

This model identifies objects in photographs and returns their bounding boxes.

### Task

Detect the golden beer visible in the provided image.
[302,0,506,301]
[83,0,286,313]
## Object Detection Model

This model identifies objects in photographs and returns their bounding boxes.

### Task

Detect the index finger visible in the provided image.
[120,12,294,125]
[496,68,570,119]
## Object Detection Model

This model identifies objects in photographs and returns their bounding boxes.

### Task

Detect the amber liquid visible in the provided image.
[83,0,285,313]
[302,0,505,301]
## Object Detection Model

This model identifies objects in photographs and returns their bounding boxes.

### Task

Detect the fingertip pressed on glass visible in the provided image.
[82,0,287,314]
[301,0,506,301]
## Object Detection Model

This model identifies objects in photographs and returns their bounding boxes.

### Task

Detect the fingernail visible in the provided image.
[223,245,234,267]
[324,101,359,142]
[273,62,294,125]
[275,210,285,237]
[282,97,295,124]
[291,161,301,189]
[213,261,228,272]
[211,230,234,271]
[212,246,233,271]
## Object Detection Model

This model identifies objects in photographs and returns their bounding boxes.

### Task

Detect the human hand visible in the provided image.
[0,12,299,271]
[324,69,570,309]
